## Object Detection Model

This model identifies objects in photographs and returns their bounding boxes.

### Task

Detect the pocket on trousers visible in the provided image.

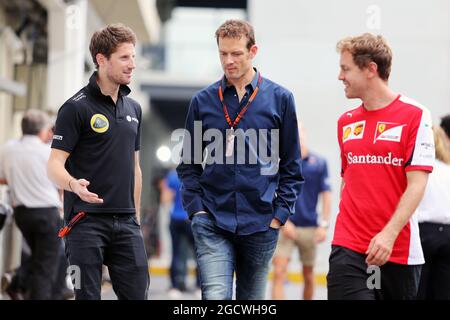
[128,214,141,228]
[129,215,140,227]
[191,212,215,234]
[191,212,210,224]
[268,226,280,233]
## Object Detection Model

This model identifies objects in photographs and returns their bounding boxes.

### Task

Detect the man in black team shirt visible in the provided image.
[47,23,149,300]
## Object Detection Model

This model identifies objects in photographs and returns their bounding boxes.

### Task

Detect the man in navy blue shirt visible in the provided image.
[177,19,303,300]
[271,125,331,300]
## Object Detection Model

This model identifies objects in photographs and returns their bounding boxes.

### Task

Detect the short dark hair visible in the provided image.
[440,114,450,138]
[215,19,255,50]
[21,109,50,135]
[89,23,136,69]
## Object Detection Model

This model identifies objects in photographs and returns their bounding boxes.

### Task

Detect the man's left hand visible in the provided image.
[314,226,327,243]
[270,218,281,229]
[365,229,397,266]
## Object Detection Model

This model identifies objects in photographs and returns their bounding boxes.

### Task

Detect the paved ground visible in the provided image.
[0,265,327,300]
[101,273,327,300]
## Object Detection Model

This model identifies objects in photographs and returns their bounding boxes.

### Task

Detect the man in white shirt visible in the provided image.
[0,110,62,299]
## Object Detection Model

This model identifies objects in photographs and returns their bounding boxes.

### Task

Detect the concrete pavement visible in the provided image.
[101,272,327,300]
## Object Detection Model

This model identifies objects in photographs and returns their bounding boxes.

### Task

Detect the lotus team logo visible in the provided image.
[90,114,109,133]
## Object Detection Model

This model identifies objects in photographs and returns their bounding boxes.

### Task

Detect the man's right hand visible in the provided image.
[71,179,104,204]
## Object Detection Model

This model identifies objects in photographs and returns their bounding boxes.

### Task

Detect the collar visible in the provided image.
[302,151,314,162]
[303,153,319,165]
[21,135,42,143]
[88,71,131,99]
[221,67,260,91]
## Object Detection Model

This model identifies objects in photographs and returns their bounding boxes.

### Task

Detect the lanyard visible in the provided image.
[218,73,262,129]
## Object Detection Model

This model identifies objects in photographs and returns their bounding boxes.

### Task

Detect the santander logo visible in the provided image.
[347,152,404,167]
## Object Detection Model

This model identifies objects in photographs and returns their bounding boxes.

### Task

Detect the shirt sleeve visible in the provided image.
[166,170,181,192]
[404,107,435,172]
[320,159,331,192]
[51,102,83,153]
[176,96,206,217]
[135,103,142,151]
[273,92,304,225]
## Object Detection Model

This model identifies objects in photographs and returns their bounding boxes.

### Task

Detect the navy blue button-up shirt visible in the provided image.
[177,70,304,235]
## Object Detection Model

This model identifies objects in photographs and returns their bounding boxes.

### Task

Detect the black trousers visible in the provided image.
[10,237,69,299]
[327,245,422,300]
[417,222,450,299]
[65,213,149,300]
[14,206,61,300]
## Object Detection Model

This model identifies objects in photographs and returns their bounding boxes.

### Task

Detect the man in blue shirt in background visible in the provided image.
[271,124,331,300]
[177,19,303,300]
[165,168,199,298]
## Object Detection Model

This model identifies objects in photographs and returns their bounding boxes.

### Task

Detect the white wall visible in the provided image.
[249,0,450,274]
[46,0,87,111]
[165,7,246,79]
[0,11,23,285]
[0,26,16,144]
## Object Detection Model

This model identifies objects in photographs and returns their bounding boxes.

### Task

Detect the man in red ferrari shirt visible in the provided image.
[327,33,435,300]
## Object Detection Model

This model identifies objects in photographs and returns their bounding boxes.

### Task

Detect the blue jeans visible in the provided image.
[169,219,199,290]
[191,213,279,300]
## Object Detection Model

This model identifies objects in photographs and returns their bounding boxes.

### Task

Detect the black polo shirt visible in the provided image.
[51,72,142,219]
